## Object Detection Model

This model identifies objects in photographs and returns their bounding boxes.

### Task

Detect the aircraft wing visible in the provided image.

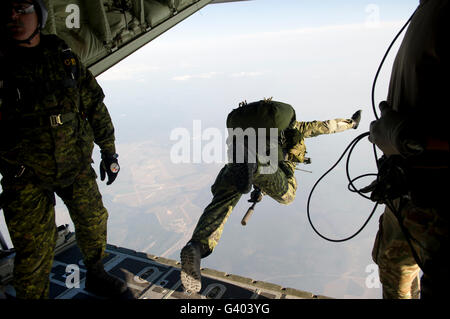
[42,0,250,77]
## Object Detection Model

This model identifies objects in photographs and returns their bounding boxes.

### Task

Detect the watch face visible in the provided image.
[110,162,120,173]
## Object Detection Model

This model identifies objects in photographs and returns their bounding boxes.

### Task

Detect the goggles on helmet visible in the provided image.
[11,4,36,15]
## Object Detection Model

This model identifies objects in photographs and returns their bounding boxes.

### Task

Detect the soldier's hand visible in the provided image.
[100,152,120,185]
[369,102,402,156]
[368,101,423,157]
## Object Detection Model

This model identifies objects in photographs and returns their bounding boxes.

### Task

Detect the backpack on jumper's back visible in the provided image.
[226,99,296,163]
[226,99,295,134]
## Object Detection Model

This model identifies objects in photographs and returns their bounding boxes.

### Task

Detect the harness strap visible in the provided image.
[18,112,77,128]
[1,37,81,128]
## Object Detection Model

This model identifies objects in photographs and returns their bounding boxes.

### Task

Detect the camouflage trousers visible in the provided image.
[372,199,449,299]
[2,165,108,299]
[190,161,297,258]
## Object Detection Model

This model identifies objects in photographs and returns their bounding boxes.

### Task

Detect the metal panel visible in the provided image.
[89,0,213,76]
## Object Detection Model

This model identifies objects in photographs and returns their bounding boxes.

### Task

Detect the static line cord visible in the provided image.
[371,7,417,120]
[369,6,425,269]
[306,132,379,242]
[306,8,417,243]
[370,7,417,170]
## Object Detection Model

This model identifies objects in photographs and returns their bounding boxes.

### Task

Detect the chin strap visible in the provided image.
[14,25,40,45]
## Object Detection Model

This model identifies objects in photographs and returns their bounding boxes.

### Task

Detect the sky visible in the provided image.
[98,0,419,299]
[94,0,418,144]
[0,0,420,299]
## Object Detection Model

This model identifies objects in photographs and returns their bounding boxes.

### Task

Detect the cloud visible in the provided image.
[99,64,160,81]
[101,21,405,85]
[172,72,221,81]
[230,71,263,78]
[159,21,404,49]
[171,71,264,81]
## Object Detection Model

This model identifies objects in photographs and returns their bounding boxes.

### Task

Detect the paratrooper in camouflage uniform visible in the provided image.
[180,98,362,293]
[368,0,449,299]
[0,0,127,298]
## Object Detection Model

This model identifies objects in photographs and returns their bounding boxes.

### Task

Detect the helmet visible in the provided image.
[32,0,48,29]
[1,0,48,29]
[1,0,48,44]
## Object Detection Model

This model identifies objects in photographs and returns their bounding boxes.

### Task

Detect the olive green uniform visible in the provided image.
[372,208,421,299]
[371,0,449,299]
[0,35,116,298]
[191,114,356,258]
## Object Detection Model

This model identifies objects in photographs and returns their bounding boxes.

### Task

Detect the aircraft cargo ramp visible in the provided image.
[50,242,329,300]
[1,226,329,300]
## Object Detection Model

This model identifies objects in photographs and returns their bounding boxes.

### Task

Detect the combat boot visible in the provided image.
[227,162,258,194]
[85,261,128,298]
[351,110,362,129]
[180,241,202,293]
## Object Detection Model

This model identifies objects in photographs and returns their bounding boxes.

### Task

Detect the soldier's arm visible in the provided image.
[0,101,20,160]
[78,60,116,155]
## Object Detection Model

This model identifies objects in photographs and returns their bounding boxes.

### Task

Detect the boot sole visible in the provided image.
[180,245,202,293]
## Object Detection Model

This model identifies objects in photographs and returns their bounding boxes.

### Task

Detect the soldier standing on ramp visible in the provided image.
[0,0,128,298]
[180,98,362,293]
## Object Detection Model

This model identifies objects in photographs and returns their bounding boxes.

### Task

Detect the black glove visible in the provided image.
[100,152,120,185]
[369,101,424,157]
[248,187,263,203]
[351,110,362,129]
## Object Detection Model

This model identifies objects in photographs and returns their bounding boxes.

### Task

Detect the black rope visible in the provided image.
[306,132,379,242]
[371,8,417,120]
[306,7,419,243]
[369,7,425,269]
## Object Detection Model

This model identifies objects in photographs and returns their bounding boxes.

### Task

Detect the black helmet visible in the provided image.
[1,0,48,44]
[32,0,48,29]
[1,0,47,29]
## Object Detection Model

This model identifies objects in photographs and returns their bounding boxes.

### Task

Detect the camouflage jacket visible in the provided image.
[287,118,354,163]
[0,34,115,187]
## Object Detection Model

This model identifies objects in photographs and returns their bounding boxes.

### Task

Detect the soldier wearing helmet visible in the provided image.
[2,0,47,46]
[0,0,128,298]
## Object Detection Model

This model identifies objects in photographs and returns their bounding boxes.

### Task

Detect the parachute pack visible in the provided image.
[226,99,296,135]
[226,99,297,163]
